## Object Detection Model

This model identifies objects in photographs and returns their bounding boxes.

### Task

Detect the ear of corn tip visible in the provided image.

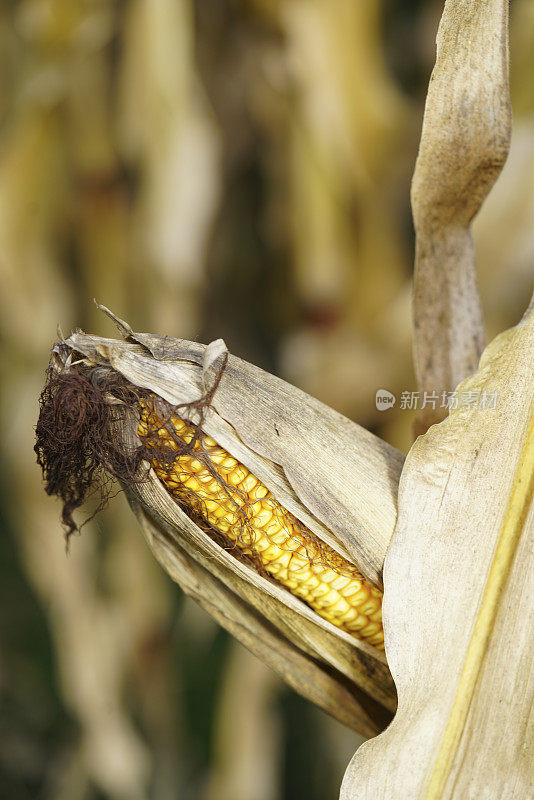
[138,401,384,649]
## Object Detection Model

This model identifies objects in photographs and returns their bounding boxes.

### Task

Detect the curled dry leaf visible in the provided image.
[341,299,534,797]
[35,305,404,737]
[411,0,512,435]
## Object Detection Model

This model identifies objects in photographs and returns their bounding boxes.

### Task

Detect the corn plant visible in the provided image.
[35,0,532,797]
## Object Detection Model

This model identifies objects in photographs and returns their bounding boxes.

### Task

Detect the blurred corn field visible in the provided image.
[1,1,532,799]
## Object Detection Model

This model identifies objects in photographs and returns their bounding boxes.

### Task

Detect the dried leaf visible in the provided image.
[341,299,533,797]
[411,0,512,435]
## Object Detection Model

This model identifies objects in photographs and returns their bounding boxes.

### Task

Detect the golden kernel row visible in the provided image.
[138,405,384,648]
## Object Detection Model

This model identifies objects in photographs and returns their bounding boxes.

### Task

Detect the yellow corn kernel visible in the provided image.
[138,402,384,649]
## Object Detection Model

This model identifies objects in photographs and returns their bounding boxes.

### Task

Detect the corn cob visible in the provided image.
[137,402,384,649]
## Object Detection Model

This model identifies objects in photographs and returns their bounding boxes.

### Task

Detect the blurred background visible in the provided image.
[0,1,532,798]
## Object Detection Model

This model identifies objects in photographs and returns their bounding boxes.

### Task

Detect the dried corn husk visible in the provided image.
[42,304,403,736]
[69,305,403,588]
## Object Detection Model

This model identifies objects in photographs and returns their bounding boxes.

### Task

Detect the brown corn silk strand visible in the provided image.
[138,398,384,649]
[35,363,146,540]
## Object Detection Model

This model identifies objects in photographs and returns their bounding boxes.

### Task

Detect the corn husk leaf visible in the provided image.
[70,304,404,588]
[50,304,403,735]
[341,297,533,795]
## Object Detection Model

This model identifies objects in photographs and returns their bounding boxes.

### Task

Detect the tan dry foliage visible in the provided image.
[411,0,511,436]
[342,297,533,799]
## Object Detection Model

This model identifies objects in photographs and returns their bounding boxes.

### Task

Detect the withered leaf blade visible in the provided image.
[341,299,533,795]
[411,0,512,435]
